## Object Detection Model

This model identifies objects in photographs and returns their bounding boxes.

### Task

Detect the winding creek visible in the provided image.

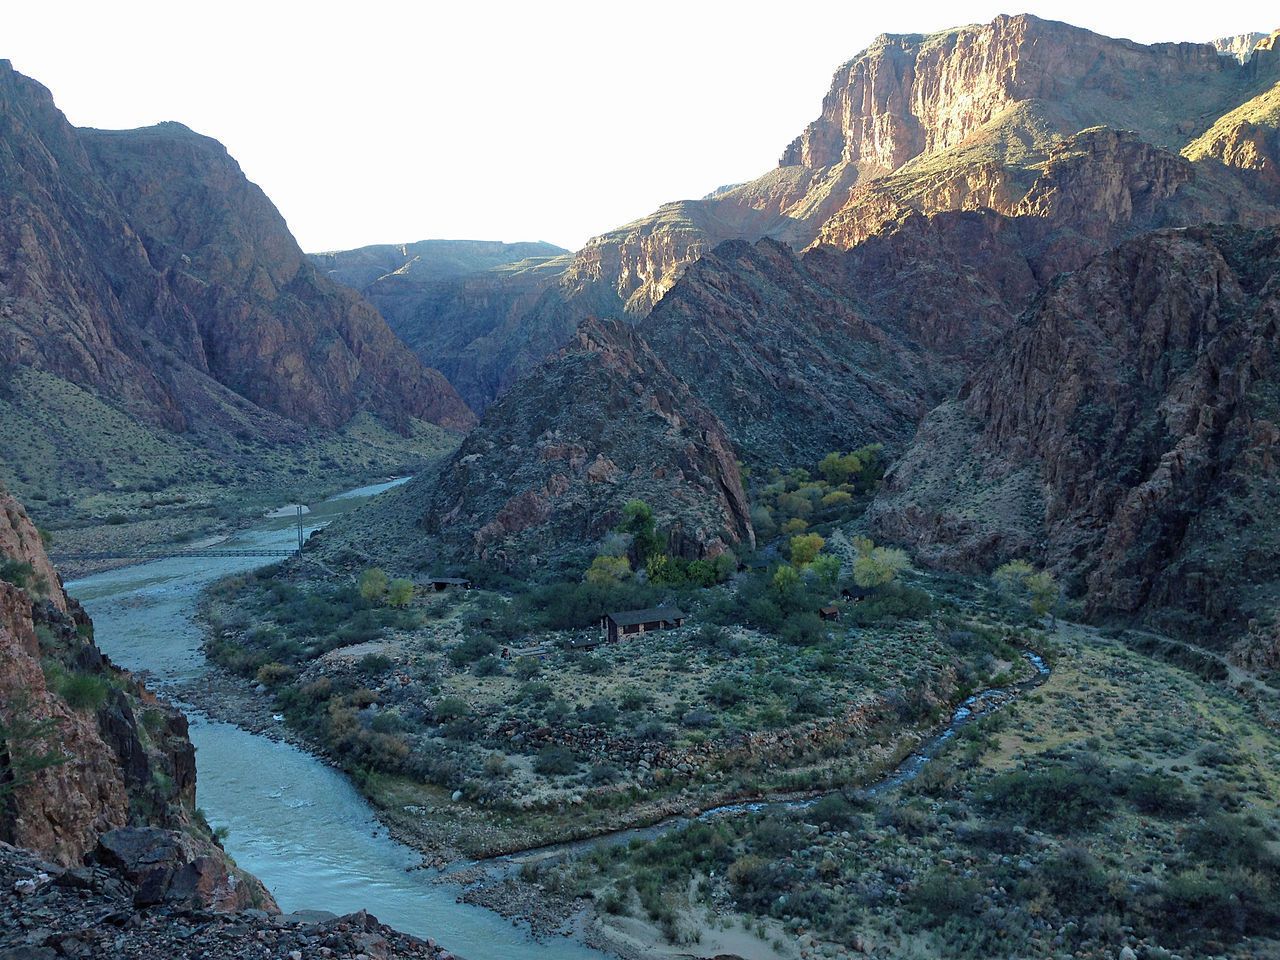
[66,480,608,960]
[63,479,1052,957]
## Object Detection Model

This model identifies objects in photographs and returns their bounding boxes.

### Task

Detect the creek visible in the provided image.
[65,480,608,960]
[64,479,1052,956]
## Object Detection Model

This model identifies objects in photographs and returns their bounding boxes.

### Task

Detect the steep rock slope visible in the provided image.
[0,61,472,520]
[335,320,754,574]
[1,491,206,873]
[357,15,1280,414]
[80,122,474,434]
[358,252,574,414]
[869,225,1280,642]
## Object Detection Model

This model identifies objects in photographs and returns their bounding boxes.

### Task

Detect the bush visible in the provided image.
[982,759,1111,832]
[59,671,110,711]
[433,697,470,721]
[1125,771,1195,817]
[534,745,578,776]
[448,635,498,667]
[357,653,394,675]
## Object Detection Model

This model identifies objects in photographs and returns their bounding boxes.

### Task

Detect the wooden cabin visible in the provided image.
[819,605,841,622]
[602,605,687,644]
[427,576,471,591]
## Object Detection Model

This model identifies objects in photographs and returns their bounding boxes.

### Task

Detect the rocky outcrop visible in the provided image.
[870,225,1280,643]
[93,826,274,914]
[1,841,455,959]
[1214,32,1272,63]
[0,492,197,867]
[378,319,755,571]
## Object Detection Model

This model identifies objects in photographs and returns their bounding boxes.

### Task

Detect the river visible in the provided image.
[66,479,610,960]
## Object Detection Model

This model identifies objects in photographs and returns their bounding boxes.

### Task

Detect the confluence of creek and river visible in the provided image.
[64,478,1050,959]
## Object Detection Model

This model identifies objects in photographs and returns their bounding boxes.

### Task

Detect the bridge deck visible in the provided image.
[51,549,299,561]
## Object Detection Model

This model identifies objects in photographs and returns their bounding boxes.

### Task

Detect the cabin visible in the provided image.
[819,605,841,622]
[602,605,687,644]
[842,585,873,604]
[427,576,471,592]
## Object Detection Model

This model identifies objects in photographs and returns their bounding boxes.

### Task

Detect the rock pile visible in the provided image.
[0,840,459,960]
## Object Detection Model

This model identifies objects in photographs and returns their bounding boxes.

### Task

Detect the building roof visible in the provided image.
[606,605,687,627]
[428,576,471,585]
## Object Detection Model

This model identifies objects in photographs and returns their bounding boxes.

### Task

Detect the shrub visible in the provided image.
[982,760,1111,832]
[357,653,394,675]
[1125,771,1195,817]
[534,745,578,776]
[433,697,471,721]
[59,671,110,711]
[255,661,296,688]
[448,635,498,667]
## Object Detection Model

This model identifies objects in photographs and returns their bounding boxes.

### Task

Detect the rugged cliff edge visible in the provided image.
[339,14,1280,417]
[869,225,1280,645]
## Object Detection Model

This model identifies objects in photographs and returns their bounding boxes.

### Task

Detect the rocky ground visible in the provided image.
[0,840,459,960]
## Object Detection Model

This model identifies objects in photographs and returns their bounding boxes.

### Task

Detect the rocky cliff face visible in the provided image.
[0,487,279,918]
[79,122,474,434]
[0,492,185,860]
[357,253,574,414]
[398,319,753,572]
[0,61,473,513]
[346,15,1280,417]
[869,225,1280,643]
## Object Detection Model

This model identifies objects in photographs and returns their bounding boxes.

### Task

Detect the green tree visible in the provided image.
[359,567,388,602]
[387,578,415,607]
[772,564,801,595]
[1025,571,1059,620]
[1,694,68,814]
[992,560,1059,623]
[585,555,632,587]
[809,553,842,586]
[852,546,910,587]
[789,532,826,569]
[992,559,1035,597]
[819,451,863,485]
[620,500,664,561]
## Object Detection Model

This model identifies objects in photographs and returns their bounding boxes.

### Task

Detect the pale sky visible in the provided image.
[7,1,1276,253]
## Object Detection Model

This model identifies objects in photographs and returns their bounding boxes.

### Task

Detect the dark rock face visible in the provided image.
[0,60,474,451]
[0,842,458,958]
[411,319,754,570]
[870,225,1280,642]
[94,827,275,914]
[0,492,195,866]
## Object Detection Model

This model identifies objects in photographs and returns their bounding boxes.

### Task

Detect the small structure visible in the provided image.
[819,605,841,622]
[427,576,471,591]
[842,585,873,604]
[602,605,687,644]
[567,634,605,651]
